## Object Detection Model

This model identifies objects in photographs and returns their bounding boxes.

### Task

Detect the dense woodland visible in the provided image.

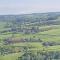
[0,12,60,60]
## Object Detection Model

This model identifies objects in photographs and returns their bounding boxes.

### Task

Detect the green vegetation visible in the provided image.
[0,12,60,60]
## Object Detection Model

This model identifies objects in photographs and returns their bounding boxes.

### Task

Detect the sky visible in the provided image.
[0,0,60,15]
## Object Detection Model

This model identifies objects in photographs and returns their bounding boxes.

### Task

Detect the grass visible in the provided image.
[9,42,43,48]
[0,52,24,60]
[1,24,60,60]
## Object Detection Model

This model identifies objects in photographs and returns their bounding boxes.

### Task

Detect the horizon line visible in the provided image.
[0,11,60,15]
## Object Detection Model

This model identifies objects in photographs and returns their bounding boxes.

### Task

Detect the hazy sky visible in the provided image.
[0,0,60,14]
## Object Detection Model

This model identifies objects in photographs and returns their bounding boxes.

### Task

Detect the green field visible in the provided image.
[0,12,60,60]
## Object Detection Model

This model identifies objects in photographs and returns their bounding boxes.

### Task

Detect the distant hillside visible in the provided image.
[0,12,60,25]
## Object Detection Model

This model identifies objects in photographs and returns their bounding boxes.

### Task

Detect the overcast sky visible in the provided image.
[0,0,60,15]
